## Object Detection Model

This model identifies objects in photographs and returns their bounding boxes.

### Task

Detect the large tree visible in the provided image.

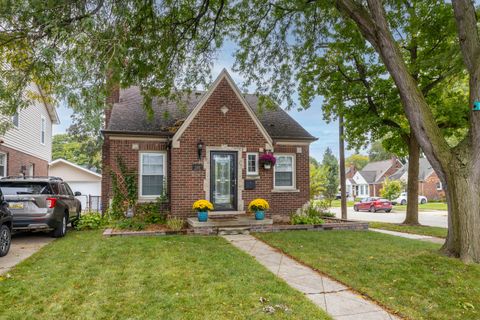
[229,0,477,262]
[345,154,369,170]
[1,1,479,262]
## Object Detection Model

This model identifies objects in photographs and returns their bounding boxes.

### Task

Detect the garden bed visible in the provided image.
[252,217,368,233]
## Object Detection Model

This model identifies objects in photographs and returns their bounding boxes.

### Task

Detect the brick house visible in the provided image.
[346,158,403,198]
[390,157,445,200]
[101,70,316,220]
[0,84,59,177]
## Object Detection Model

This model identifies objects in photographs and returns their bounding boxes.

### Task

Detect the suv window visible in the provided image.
[50,183,60,195]
[0,182,52,195]
[64,183,74,196]
[59,183,68,195]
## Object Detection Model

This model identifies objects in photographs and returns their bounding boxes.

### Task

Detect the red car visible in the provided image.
[353,197,392,213]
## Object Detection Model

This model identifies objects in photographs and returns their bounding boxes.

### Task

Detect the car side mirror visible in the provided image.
[74,191,82,196]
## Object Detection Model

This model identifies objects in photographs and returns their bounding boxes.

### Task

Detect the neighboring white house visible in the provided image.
[0,83,59,177]
[49,158,102,211]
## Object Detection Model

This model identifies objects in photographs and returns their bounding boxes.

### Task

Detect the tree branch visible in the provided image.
[452,0,480,73]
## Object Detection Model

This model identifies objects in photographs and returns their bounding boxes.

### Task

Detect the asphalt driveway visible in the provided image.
[0,232,54,275]
[331,207,448,228]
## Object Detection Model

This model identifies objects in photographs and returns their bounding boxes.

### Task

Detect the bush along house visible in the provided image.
[101,70,317,222]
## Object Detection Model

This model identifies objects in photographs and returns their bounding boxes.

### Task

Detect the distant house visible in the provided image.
[346,158,403,198]
[0,84,59,177]
[49,158,102,211]
[389,157,445,200]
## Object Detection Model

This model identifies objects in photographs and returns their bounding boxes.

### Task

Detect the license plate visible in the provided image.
[9,202,24,209]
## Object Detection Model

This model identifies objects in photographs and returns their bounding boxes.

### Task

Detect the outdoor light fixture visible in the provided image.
[197,140,204,160]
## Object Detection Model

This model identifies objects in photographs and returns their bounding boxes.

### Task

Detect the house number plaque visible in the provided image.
[192,163,204,171]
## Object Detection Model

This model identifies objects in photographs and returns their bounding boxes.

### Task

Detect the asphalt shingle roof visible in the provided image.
[105,87,316,141]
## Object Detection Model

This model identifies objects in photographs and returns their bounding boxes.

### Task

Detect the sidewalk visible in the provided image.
[370,228,445,244]
[223,234,400,320]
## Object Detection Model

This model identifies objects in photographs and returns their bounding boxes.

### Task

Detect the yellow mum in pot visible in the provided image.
[192,199,214,212]
[248,198,270,212]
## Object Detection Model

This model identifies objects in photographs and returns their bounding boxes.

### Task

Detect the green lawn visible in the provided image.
[330,199,448,211]
[255,231,480,320]
[369,221,448,238]
[0,231,329,320]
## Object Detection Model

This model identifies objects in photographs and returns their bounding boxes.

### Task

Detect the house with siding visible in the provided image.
[0,84,59,177]
[101,70,317,220]
[346,158,403,198]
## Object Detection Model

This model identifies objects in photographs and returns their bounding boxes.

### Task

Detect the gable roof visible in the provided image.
[357,170,377,184]
[49,158,102,178]
[360,158,400,183]
[390,158,435,181]
[104,70,316,142]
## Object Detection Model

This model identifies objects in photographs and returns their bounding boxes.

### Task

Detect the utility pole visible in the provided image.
[339,114,347,219]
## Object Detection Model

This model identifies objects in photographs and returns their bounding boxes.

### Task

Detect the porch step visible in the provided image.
[209,211,245,220]
[218,227,250,235]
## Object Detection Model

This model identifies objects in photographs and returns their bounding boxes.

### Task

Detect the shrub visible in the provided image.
[135,199,167,224]
[166,217,184,231]
[75,212,107,230]
[116,218,146,231]
[380,178,403,200]
[290,202,325,225]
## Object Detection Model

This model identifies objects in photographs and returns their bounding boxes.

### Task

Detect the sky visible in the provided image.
[53,42,356,162]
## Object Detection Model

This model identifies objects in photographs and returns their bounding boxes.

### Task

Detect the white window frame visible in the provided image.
[436,181,443,191]
[273,154,296,190]
[0,152,7,177]
[246,152,259,176]
[138,151,167,199]
[41,115,46,145]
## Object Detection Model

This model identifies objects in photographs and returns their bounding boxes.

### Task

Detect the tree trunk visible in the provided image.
[339,115,348,219]
[402,134,420,225]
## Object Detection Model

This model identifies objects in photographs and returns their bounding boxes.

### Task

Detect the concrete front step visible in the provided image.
[187,215,273,235]
[218,227,250,235]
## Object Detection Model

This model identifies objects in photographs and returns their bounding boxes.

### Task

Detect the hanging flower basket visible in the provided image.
[259,153,276,170]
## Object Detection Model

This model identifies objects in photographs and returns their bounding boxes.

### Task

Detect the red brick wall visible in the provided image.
[0,144,48,177]
[420,172,445,201]
[101,78,311,219]
[101,138,169,211]
[171,78,309,219]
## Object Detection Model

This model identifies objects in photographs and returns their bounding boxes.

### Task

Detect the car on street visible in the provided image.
[0,188,12,257]
[393,192,428,205]
[353,197,393,213]
[0,176,82,238]
[335,191,350,200]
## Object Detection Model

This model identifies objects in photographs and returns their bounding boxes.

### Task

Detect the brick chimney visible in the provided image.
[105,85,119,129]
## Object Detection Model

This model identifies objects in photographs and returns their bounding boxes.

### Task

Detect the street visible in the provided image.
[330,207,448,228]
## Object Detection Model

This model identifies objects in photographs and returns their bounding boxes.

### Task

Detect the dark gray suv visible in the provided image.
[0,176,82,237]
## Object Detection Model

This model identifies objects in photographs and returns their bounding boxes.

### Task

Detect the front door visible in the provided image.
[210,151,237,211]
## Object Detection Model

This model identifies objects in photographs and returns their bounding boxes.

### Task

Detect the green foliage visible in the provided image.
[110,156,138,218]
[75,212,107,230]
[321,148,339,202]
[135,197,168,224]
[309,162,325,199]
[345,154,369,170]
[52,134,101,170]
[116,218,146,231]
[380,178,403,201]
[166,217,184,231]
[368,141,395,162]
[290,202,325,225]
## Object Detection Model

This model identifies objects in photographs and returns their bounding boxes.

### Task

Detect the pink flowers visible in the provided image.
[259,153,276,166]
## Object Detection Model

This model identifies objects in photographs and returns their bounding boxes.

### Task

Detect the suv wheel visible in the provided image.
[52,213,67,238]
[0,224,11,257]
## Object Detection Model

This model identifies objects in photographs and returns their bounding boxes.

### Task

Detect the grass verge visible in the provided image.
[255,230,480,320]
[0,231,329,320]
[369,221,447,238]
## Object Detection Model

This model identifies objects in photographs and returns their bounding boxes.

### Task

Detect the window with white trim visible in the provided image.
[140,152,166,197]
[0,153,6,177]
[274,154,295,189]
[436,181,443,191]
[246,153,258,175]
[12,113,19,128]
[41,116,46,145]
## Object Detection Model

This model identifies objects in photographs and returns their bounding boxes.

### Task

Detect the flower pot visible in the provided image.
[263,163,271,169]
[255,210,265,220]
[197,210,208,222]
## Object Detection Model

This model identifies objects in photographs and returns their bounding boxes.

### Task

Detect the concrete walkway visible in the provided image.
[370,228,444,244]
[223,234,399,320]
[0,233,54,275]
